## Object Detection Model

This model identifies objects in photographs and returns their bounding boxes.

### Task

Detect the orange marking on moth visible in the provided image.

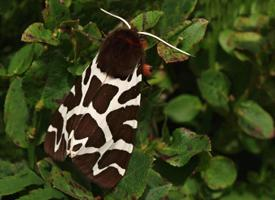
[142,63,152,77]
[140,38,148,49]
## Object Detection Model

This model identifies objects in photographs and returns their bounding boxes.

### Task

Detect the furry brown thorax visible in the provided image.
[97,29,144,79]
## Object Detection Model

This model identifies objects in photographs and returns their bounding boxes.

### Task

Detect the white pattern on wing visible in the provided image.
[123,120,138,129]
[49,54,142,176]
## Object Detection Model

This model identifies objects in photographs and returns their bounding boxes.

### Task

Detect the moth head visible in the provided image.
[100,8,192,56]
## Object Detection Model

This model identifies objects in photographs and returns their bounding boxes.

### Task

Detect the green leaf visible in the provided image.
[0,167,43,196]
[197,69,230,110]
[0,160,26,178]
[17,186,65,200]
[22,60,49,106]
[180,18,208,52]
[136,89,162,147]
[220,191,259,200]
[0,63,6,76]
[83,22,102,41]
[8,44,44,75]
[21,22,59,46]
[106,150,153,200]
[148,70,173,90]
[159,128,211,167]
[159,0,198,34]
[37,159,94,199]
[67,62,89,76]
[213,126,241,154]
[239,133,262,154]
[235,100,274,139]
[4,77,29,148]
[219,30,236,54]
[219,30,264,55]
[39,55,70,109]
[201,156,237,190]
[233,15,269,31]
[131,11,163,31]
[164,94,202,123]
[157,42,189,63]
[42,0,70,29]
[181,177,200,196]
[145,184,172,200]
[146,169,167,188]
[157,19,208,63]
[234,32,264,54]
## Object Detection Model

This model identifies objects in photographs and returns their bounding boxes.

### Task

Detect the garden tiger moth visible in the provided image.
[44,8,191,189]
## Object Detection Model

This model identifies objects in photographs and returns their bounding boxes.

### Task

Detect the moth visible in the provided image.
[44,8,190,189]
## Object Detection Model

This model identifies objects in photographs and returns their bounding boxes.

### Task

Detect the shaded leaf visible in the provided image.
[83,22,102,41]
[4,77,29,148]
[159,0,198,34]
[239,133,263,154]
[181,177,200,196]
[159,128,211,167]
[235,100,274,139]
[213,126,241,155]
[42,0,70,29]
[0,167,43,196]
[164,94,202,123]
[131,10,163,31]
[22,22,59,46]
[39,55,70,109]
[8,44,44,75]
[201,156,237,190]
[148,70,173,90]
[37,159,94,199]
[145,184,172,200]
[22,59,50,106]
[198,69,230,110]
[146,169,167,188]
[0,160,26,178]
[220,191,259,200]
[67,62,89,76]
[106,150,153,200]
[17,186,65,200]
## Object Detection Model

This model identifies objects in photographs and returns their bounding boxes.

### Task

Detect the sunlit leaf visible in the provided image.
[22,23,59,46]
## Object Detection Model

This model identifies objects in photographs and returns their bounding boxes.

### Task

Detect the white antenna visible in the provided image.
[100,8,192,56]
[138,31,192,56]
[100,8,131,29]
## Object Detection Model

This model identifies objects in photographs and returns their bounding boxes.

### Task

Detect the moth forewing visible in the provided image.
[44,8,191,189]
[44,28,144,188]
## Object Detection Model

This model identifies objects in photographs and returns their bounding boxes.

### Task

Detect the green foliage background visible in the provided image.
[1,0,275,199]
